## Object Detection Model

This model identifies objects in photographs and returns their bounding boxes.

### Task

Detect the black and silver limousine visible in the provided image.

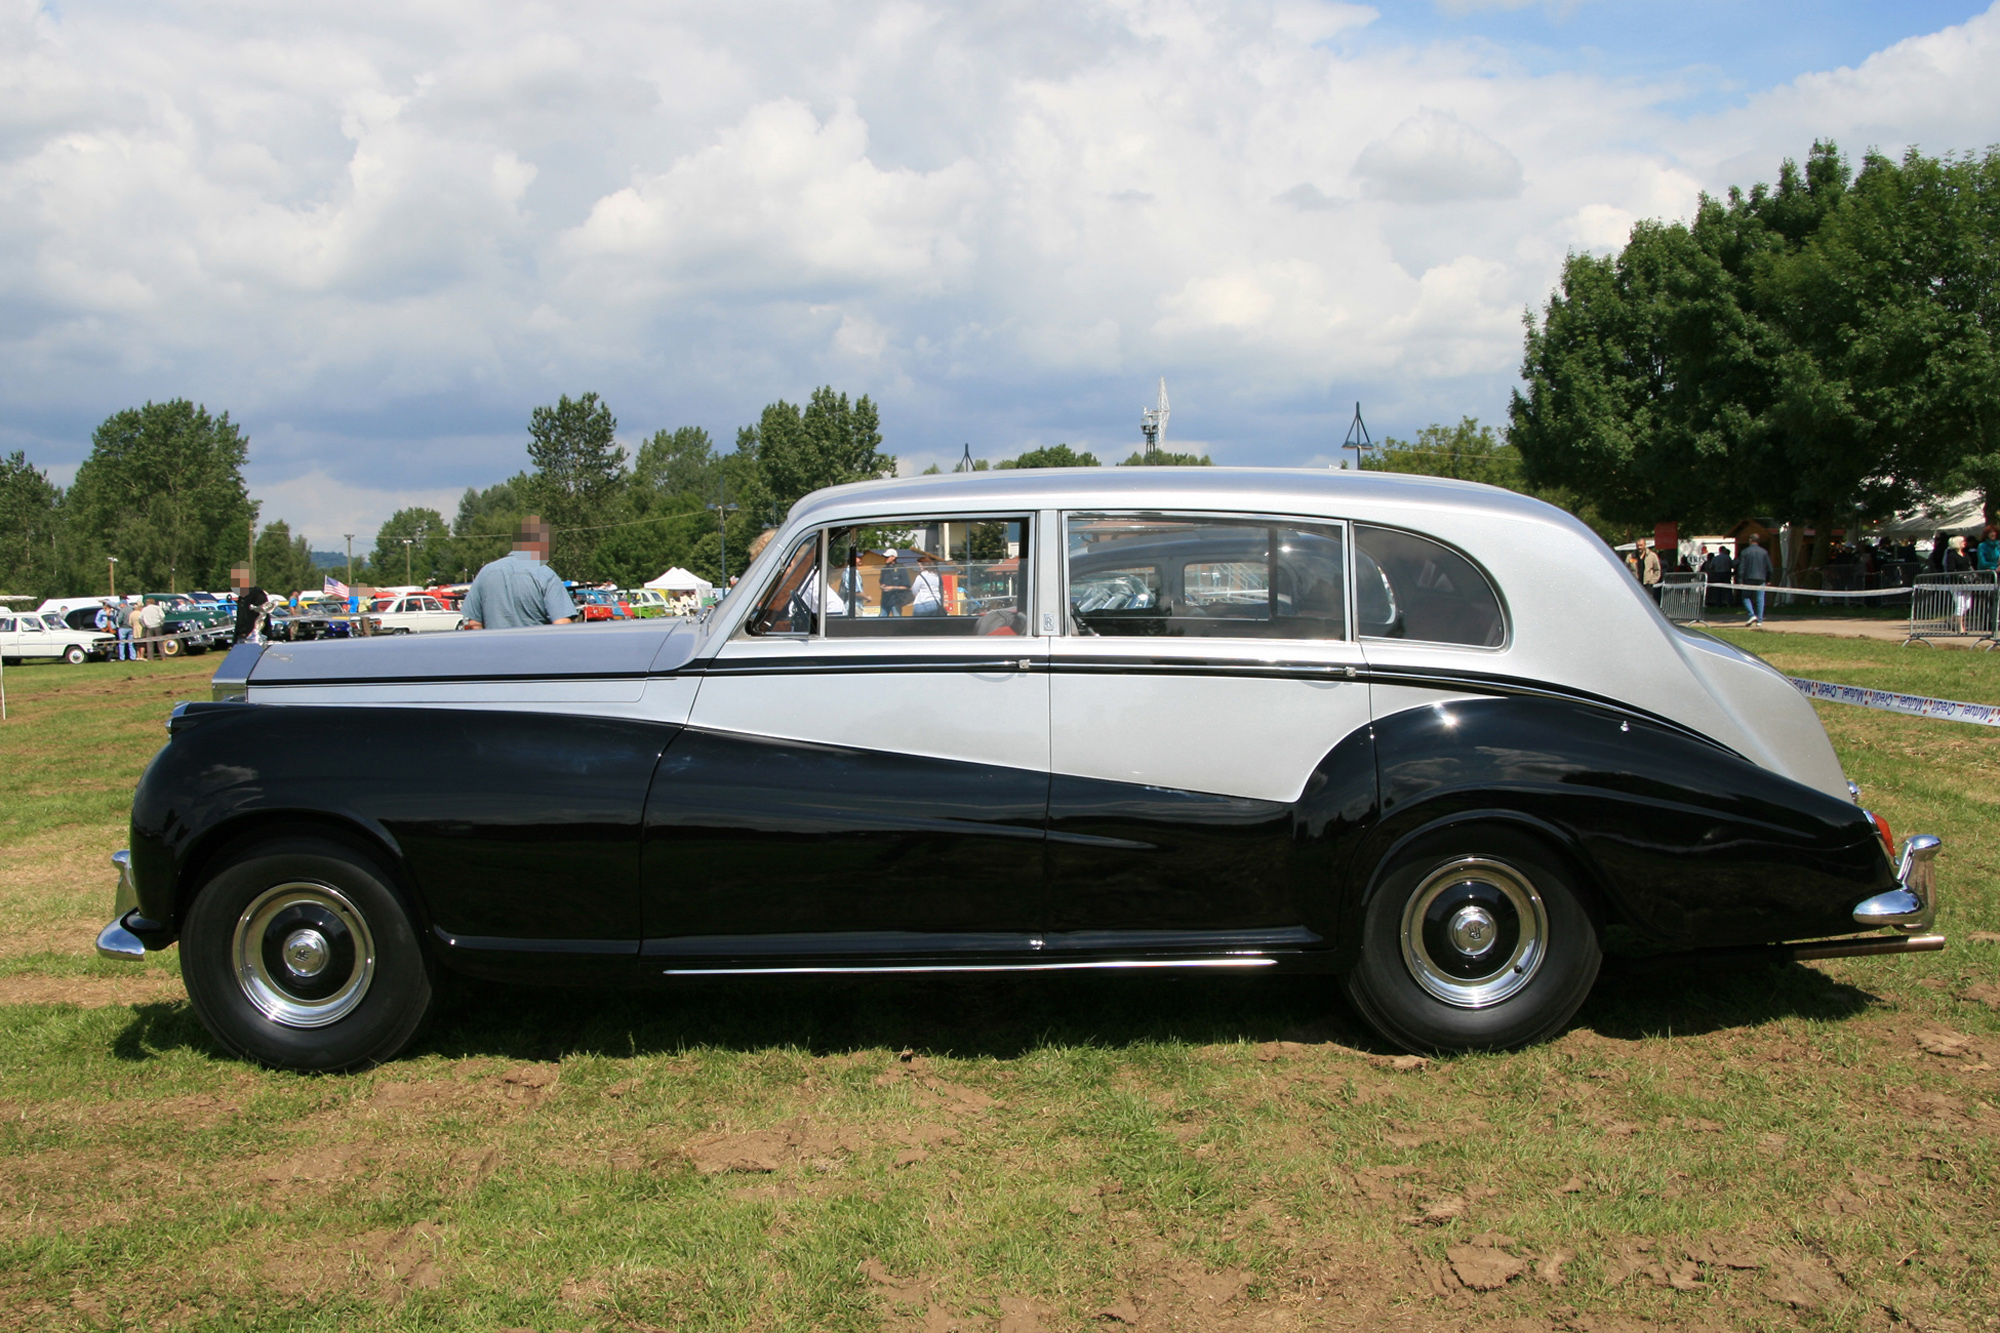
[97,468,1942,1070]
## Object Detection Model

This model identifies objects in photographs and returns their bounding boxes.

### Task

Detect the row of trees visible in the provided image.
[1,402,272,600]
[1,382,1212,601]
[352,396,1206,591]
[1510,141,2000,566]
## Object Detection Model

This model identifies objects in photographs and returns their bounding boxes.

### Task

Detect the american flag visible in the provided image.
[323,576,349,598]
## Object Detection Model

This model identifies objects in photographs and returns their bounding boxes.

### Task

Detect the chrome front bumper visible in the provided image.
[94,849,147,962]
[1853,834,1942,934]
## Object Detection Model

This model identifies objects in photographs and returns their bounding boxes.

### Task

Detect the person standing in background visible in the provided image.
[230,564,271,644]
[1978,525,2000,572]
[461,516,577,630]
[134,598,166,658]
[1708,544,1735,610]
[1639,539,1663,602]
[115,596,135,660]
[1738,536,1772,626]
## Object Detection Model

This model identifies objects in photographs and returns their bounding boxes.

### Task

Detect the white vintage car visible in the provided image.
[0,612,115,664]
[100,467,1940,1071]
[366,594,464,634]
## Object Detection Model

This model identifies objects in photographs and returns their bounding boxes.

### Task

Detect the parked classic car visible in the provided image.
[97,468,1942,1071]
[620,589,672,619]
[365,594,465,635]
[0,613,114,664]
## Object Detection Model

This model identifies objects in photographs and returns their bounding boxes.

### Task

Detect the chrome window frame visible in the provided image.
[738,510,1038,642]
[1058,509,1357,644]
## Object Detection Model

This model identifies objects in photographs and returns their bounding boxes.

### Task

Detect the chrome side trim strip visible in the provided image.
[661,957,1279,976]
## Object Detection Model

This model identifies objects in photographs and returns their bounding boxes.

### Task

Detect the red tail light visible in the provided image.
[1867,811,1894,859]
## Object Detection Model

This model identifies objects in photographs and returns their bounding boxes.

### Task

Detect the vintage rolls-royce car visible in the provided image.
[96,469,1942,1070]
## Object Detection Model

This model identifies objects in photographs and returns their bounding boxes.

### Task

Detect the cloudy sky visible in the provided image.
[3,0,1998,545]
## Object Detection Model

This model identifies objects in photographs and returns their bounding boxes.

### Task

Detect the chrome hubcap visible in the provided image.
[1400,857,1548,1009]
[1447,904,1498,957]
[232,882,376,1029]
[282,928,331,978]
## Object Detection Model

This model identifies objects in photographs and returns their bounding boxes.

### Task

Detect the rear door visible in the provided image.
[1046,512,1373,950]
[643,514,1051,967]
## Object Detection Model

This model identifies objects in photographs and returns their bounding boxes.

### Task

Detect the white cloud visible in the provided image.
[0,1,1997,540]
[1352,108,1525,204]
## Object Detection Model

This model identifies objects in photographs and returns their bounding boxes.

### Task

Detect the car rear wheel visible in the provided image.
[180,835,436,1072]
[1343,826,1601,1054]
[63,645,87,665]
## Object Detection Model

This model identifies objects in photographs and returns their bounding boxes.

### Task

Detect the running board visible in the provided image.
[662,957,1279,977]
[1609,933,1945,978]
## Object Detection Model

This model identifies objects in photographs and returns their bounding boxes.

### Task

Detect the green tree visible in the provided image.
[999,444,1101,468]
[1118,450,1212,466]
[748,387,893,509]
[451,474,532,582]
[1777,146,2000,528]
[253,520,318,597]
[633,426,719,509]
[0,451,63,598]
[527,392,628,576]
[367,507,452,586]
[1513,140,2000,567]
[65,400,253,593]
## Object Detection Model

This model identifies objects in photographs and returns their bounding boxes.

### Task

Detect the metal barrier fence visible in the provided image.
[1905,571,2000,646]
[1659,573,1707,624]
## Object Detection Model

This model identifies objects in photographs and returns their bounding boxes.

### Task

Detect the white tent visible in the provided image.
[646,567,713,593]
[1872,490,1987,539]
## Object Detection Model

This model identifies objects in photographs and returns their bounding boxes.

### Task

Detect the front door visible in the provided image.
[643,514,1051,967]
[1046,512,1374,949]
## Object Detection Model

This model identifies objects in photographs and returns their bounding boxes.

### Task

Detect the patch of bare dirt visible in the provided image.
[0,973,184,1007]
[684,1116,955,1175]
[873,1051,1003,1113]
[251,1220,451,1306]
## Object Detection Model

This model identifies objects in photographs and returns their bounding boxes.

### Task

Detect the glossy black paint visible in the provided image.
[1361,695,1893,950]
[1045,726,1377,937]
[132,683,1895,986]
[130,704,673,964]
[642,727,1047,954]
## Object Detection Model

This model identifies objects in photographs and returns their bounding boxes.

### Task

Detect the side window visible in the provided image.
[1067,515,1347,639]
[742,535,821,636]
[823,517,1031,638]
[1355,526,1506,647]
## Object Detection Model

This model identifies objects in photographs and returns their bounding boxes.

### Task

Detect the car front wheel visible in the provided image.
[160,635,183,658]
[63,645,87,665]
[180,835,436,1071]
[1344,827,1601,1054]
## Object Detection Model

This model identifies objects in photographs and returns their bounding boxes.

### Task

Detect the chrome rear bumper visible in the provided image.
[1853,834,1941,933]
[95,849,147,962]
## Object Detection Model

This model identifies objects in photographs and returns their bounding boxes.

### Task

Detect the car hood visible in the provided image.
[242,618,704,686]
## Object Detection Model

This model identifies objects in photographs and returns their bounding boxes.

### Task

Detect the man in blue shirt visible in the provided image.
[461,516,578,630]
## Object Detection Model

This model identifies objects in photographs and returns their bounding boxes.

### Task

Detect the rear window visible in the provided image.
[1355,526,1506,647]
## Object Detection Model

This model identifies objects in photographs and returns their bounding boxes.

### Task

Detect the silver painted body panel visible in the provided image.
[691,636,1051,773]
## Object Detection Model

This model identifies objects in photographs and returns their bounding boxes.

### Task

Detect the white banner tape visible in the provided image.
[1791,676,2000,727]
[1706,581,1914,598]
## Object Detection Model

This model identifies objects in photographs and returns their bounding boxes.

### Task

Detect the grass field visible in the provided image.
[0,637,1995,1333]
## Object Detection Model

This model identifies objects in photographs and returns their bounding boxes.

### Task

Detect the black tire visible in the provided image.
[1343,826,1601,1054]
[63,645,87,665]
[180,835,436,1072]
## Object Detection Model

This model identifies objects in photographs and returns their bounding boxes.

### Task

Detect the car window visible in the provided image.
[1067,515,1347,640]
[824,517,1031,637]
[743,534,822,636]
[1354,525,1506,647]
[0,618,12,632]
